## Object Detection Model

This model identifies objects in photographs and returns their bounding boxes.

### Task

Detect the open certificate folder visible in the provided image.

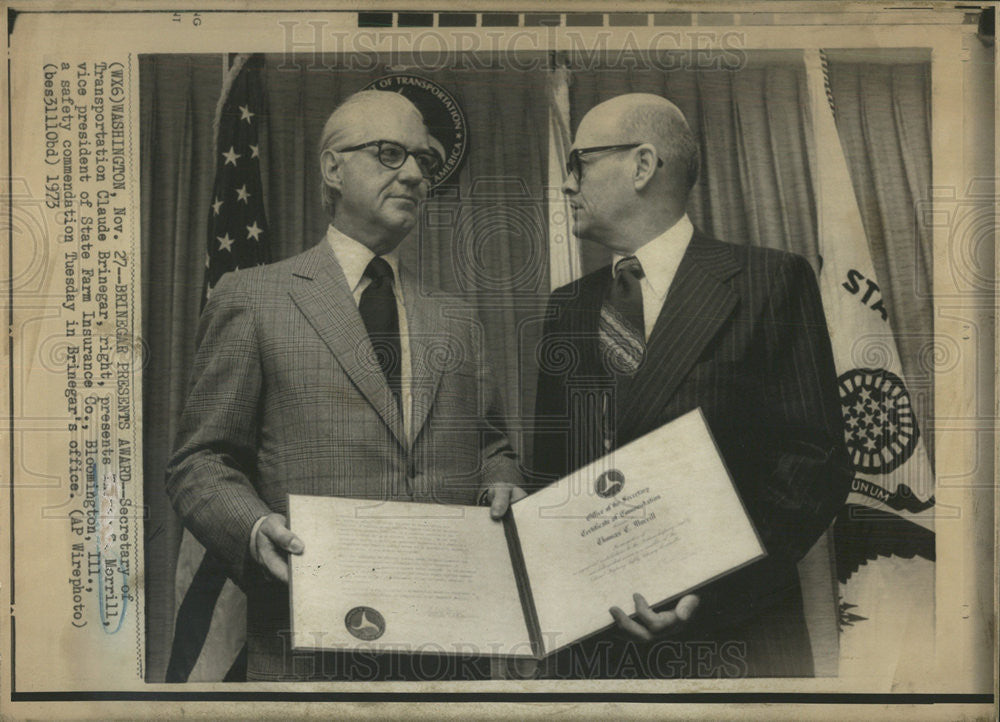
[288,408,766,658]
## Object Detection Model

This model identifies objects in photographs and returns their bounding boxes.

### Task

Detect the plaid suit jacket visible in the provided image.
[166,241,522,680]
[532,231,852,677]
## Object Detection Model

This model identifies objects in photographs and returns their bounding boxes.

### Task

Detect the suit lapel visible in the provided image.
[568,271,611,373]
[402,267,444,442]
[617,233,742,441]
[288,242,406,449]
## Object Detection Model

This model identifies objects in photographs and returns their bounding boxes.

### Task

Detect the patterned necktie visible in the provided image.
[599,256,645,375]
[359,257,401,405]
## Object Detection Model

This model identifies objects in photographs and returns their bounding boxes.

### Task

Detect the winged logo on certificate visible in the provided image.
[288,409,766,658]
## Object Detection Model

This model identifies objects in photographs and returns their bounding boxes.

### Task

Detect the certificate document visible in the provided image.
[511,408,766,654]
[288,499,532,656]
[288,408,765,657]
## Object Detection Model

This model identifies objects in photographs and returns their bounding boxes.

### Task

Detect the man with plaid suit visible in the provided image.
[166,91,525,681]
[531,93,852,678]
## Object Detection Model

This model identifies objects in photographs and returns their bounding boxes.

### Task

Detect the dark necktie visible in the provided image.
[599,256,645,375]
[359,257,401,405]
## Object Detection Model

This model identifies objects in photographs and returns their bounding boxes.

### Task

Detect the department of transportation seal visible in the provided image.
[838,367,920,474]
[345,606,386,641]
[363,74,468,188]
[595,469,625,498]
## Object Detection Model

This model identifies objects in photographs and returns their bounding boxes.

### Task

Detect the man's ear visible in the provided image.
[632,144,659,192]
[320,148,343,195]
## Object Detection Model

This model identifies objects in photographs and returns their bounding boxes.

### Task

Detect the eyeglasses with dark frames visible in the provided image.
[565,143,664,182]
[337,139,443,181]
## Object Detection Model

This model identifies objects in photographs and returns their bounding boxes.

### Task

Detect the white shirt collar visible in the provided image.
[612,214,694,300]
[325,224,402,293]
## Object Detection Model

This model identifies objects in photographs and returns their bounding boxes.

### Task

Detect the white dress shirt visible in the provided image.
[611,214,694,340]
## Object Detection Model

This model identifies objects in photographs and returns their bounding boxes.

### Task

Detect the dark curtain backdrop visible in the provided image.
[141,50,932,681]
[140,55,223,682]
[568,51,818,274]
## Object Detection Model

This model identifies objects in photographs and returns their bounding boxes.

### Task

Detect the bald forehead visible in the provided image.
[321,90,429,150]
[335,91,422,126]
[574,93,689,148]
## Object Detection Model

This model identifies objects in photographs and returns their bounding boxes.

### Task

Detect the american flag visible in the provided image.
[204,53,270,305]
[167,52,269,683]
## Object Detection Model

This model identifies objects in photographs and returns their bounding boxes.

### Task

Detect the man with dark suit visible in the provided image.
[531,93,851,678]
[166,90,525,681]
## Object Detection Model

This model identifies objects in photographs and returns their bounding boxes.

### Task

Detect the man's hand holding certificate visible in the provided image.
[610,592,701,642]
[288,409,765,658]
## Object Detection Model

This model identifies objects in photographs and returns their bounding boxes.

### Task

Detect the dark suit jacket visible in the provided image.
[532,230,852,678]
[166,241,522,681]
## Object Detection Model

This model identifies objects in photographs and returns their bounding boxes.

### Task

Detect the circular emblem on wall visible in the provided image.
[838,368,920,474]
[594,469,625,499]
[363,74,468,188]
[345,606,386,641]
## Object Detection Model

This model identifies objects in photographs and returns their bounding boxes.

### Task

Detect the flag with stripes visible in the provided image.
[805,50,935,686]
[166,52,270,683]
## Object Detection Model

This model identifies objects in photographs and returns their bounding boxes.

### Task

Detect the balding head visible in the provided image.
[562,93,699,252]
[578,93,699,197]
[318,91,427,217]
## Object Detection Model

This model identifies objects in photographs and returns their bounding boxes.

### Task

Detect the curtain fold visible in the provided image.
[410,57,550,455]
[568,51,819,272]
[140,54,223,681]
[825,60,933,464]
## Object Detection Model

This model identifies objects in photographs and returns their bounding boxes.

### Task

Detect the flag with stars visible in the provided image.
[806,50,934,686]
[204,53,270,305]
[168,53,271,684]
